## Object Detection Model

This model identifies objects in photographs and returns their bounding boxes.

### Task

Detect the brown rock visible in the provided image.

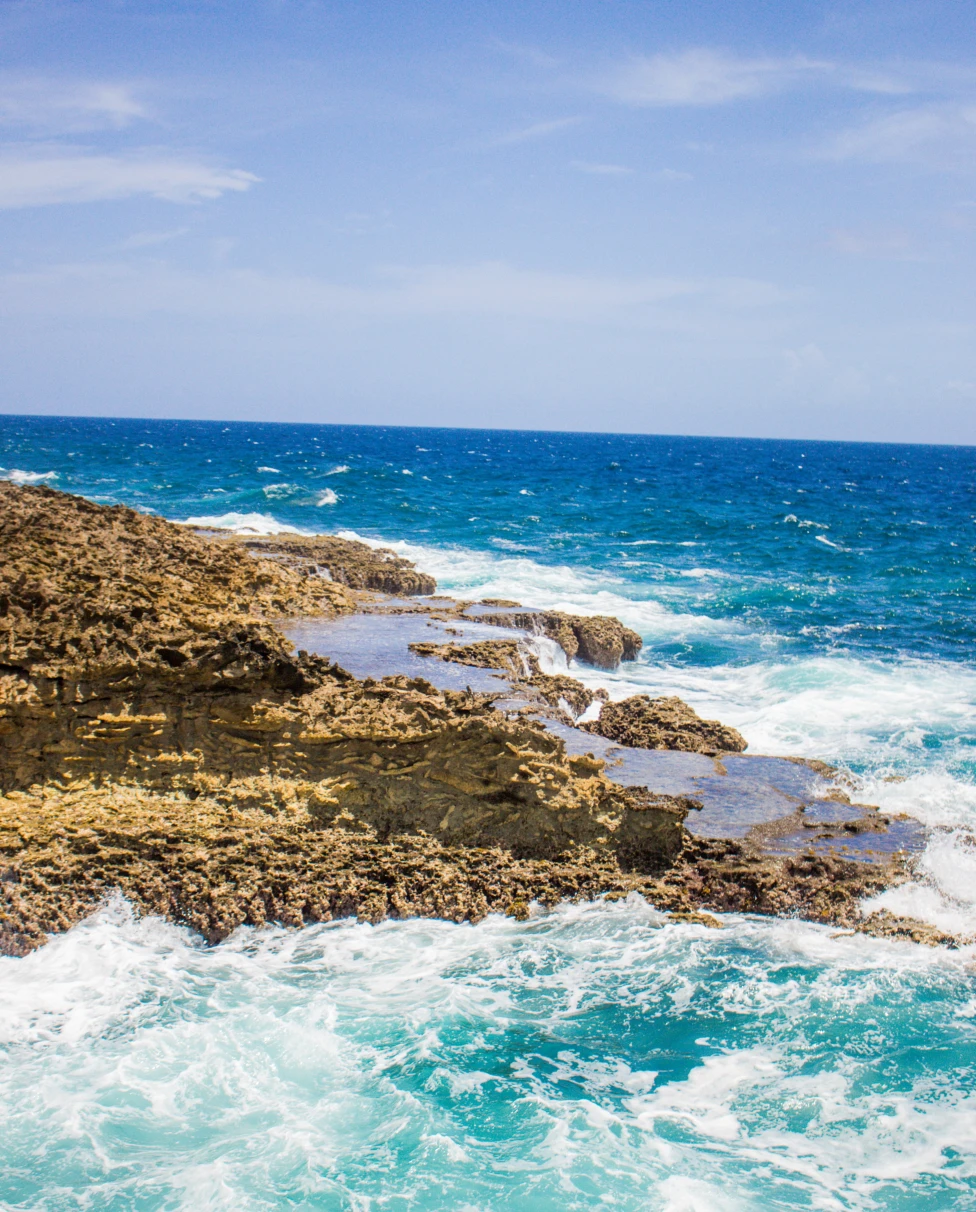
[232,533,436,597]
[0,487,693,953]
[476,608,642,671]
[584,694,746,754]
[407,639,525,675]
[528,673,595,718]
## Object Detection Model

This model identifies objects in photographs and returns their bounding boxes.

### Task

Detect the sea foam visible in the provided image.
[1,896,972,1210]
[1,469,59,484]
[180,511,312,536]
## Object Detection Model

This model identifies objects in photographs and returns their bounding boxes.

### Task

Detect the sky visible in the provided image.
[1,0,975,442]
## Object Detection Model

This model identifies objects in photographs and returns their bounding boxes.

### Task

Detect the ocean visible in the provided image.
[1,414,975,1210]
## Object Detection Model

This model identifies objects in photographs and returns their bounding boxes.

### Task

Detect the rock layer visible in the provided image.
[0,487,690,953]
[232,533,437,597]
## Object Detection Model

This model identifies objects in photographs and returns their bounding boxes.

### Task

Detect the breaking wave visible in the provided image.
[1,468,59,484]
[0,896,972,1210]
[180,511,313,536]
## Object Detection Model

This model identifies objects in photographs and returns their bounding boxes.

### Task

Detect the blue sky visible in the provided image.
[1,0,975,441]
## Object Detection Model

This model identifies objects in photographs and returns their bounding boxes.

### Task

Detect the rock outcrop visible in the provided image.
[584,695,747,755]
[408,639,525,675]
[0,487,692,953]
[476,608,642,670]
[0,485,937,953]
[230,533,437,597]
[0,483,357,683]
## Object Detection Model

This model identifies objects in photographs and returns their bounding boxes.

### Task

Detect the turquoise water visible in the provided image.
[2,415,976,1209]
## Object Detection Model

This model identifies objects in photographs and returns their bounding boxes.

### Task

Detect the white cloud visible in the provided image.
[0,259,795,327]
[118,227,191,250]
[602,50,824,106]
[570,160,633,175]
[489,117,581,145]
[600,49,914,107]
[0,148,259,208]
[0,77,147,132]
[821,104,976,169]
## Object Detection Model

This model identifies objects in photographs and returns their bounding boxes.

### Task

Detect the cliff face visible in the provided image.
[0,487,691,953]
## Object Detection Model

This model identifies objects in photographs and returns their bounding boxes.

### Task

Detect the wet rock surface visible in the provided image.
[474,608,642,670]
[583,694,747,755]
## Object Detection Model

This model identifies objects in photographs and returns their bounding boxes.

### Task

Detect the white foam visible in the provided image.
[317,489,339,506]
[815,534,849,550]
[569,654,976,772]
[261,483,299,500]
[335,530,735,646]
[326,465,350,475]
[181,511,312,536]
[2,469,59,484]
[1,896,973,1208]
[256,466,280,473]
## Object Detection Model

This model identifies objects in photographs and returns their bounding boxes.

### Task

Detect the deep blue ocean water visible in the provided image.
[2,414,975,1210]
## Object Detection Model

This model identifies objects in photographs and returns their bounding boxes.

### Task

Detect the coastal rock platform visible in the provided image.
[0,485,948,954]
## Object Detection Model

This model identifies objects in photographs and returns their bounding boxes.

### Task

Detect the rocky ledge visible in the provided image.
[0,486,946,953]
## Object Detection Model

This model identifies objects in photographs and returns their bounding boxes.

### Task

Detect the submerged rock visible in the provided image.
[584,694,747,755]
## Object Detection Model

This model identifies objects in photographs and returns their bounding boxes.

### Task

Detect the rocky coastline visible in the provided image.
[0,485,952,955]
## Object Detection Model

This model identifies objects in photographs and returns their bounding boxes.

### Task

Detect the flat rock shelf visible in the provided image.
[283,600,925,866]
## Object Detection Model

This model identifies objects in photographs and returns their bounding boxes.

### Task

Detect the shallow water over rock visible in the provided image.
[283,605,926,863]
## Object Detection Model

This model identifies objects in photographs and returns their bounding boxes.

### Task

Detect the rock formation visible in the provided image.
[0,485,943,954]
[231,533,437,597]
[0,487,691,953]
[476,608,642,670]
[584,695,747,755]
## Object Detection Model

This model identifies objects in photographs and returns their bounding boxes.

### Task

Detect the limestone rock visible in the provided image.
[407,639,525,675]
[584,695,747,754]
[233,533,436,597]
[476,608,642,670]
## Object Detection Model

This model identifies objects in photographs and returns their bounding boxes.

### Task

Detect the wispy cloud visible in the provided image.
[600,48,911,107]
[603,50,825,106]
[0,77,147,132]
[488,117,582,146]
[0,148,259,209]
[826,227,916,258]
[820,104,976,169]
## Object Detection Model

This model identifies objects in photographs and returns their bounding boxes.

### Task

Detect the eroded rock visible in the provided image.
[584,694,747,754]
[232,533,437,597]
[476,608,642,670]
